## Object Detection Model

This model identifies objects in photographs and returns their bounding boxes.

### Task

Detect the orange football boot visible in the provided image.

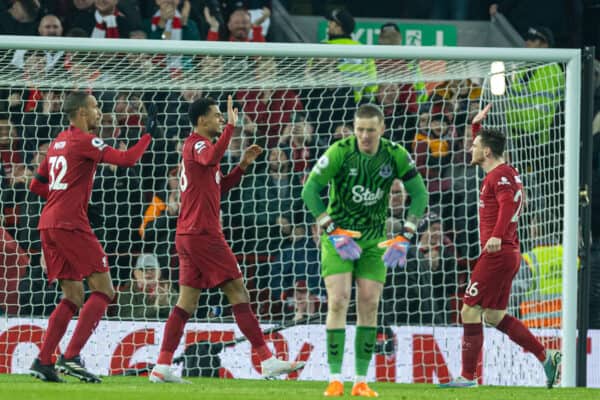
[323,380,344,397]
[351,382,379,397]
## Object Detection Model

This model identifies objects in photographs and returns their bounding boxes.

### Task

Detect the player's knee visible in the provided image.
[358,296,379,314]
[460,304,481,323]
[328,293,350,313]
[64,292,84,308]
[102,287,116,301]
[483,310,505,327]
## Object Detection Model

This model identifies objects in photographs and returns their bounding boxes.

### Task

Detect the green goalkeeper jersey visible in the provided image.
[304,136,425,240]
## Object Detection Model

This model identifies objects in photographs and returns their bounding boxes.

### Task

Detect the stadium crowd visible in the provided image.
[0,0,598,332]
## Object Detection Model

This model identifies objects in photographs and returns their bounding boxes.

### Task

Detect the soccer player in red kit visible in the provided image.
[440,104,561,388]
[27,91,151,383]
[149,96,304,383]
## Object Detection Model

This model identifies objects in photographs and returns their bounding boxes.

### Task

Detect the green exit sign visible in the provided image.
[318,22,457,46]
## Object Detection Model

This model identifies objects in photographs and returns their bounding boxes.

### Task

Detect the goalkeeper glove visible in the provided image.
[378,236,410,268]
[327,226,362,261]
[378,222,416,268]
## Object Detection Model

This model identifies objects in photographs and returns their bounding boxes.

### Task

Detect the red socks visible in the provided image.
[461,323,483,380]
[63,292,111,359]
[496,314,546,362]
[157,306,190,365]
[232,303,272,361]
[39,299,78,365]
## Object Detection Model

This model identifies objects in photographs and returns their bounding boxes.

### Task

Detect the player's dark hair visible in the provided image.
[355,103,384,123]
[188,97,218,127]
[63,91,91,119]
[479,128,506,158]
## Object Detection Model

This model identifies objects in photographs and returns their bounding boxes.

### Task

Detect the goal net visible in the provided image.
[0,38,580,386]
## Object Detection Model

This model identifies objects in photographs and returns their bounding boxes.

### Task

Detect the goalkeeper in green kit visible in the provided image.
[302,104,428,397]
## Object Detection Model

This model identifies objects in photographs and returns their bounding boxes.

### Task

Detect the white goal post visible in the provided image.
[0,36,581,386]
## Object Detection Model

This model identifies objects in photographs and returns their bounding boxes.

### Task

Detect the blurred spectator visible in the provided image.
[411,212,462,324]
[0,0,40,35]
[509,213,572,328]
[204,4,268,42]
[13,140,47,252]
[331,123,353,143]
[140,166,179,281]
[451,101,481,261]
[279,112,318,174]
[116,253,177,319]
[376,22,427,126]
[61,0,94,33]
[236,57,304,149]
[143,0,200,41]
[0,115,29,230]
[506,26,564,209]
[238,147,304,253]
[9,87,63,164]
[386,179,407,238]
[488,1,571,48]
[269,221,319,291]
[70,0,139,38]
[303,8,377,135]
[376,82,419,145]
[18,248,58,317]
[91,136,144,285]
[431,79,482,129]
[282,279,321,321]
[412,113,457,210]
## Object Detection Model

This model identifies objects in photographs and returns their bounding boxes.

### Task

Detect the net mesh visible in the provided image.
[0,45,567,384]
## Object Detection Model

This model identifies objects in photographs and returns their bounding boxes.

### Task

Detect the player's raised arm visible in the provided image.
[471,103,492,138]
[221,144,263,194]
[191,95,236,166]
[100,134,152,168]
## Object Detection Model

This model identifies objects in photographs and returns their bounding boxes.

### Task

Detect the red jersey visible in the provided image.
[176,125,244,236]
[478,163,523,249]
[36,126,108,232]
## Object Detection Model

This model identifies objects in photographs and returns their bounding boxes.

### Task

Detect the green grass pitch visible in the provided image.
[0,375,599,400]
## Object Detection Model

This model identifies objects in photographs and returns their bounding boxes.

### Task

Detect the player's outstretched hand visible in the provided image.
[378,236,410,268]
[484,237,502,253]
[329,227,362,261]
[240,144,263,171]
[472,103,492,125]
[227,95,238,128]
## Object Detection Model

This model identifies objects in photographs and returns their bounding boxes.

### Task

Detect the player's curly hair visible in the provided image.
[63,91,91,120]
[479,128,506,158]
[188,97,218,127]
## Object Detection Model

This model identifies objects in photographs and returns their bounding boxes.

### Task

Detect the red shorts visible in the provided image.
[176,233,242,289]
[40,228,108,283]
[463,247,520,310]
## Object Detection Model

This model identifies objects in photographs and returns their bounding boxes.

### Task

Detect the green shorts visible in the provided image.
[320,235,387,283]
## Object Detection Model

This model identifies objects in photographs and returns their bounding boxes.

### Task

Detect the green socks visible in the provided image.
[326,329,346,374]
[327,327,377,376]
[355,326,377,377]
